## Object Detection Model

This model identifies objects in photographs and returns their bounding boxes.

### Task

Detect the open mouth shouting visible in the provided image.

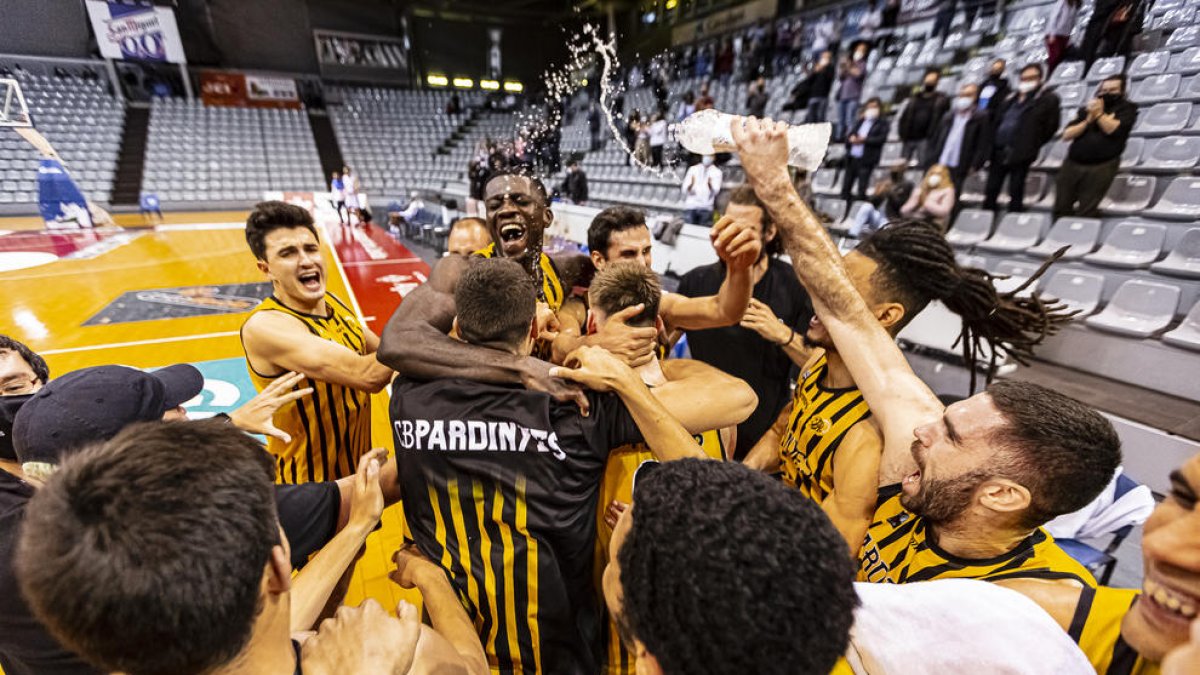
[298,268,323,293]
[496,219,529,257]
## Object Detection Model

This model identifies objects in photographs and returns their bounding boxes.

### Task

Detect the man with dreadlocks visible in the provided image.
[732,116,1120,589]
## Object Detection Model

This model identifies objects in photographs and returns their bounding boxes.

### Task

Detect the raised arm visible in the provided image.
[391,544,490,675]
[732,118,942,482]
[242,312,393,393]
[659,215,760,330]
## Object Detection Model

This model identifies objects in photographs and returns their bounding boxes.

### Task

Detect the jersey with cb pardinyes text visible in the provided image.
[390,377,643,675]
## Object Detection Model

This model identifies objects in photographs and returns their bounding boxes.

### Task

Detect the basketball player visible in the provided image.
[549,206,762,365]
[240,201,393,484]
[389,258,755,674]
[743,221,1070,552]
[446,217,492,256]
[732,117,1119,587]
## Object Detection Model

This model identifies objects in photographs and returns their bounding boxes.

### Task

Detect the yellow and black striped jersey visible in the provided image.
[594,429,726,675]
[858,492,1097,586]
[1069,586,1160,675]
[779,354,872,501]
[391,376,647,674]
[243,293,371,484]
[475,242,566,312]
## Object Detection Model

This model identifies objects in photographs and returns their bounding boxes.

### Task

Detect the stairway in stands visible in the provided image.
[110,104,150,206]
[308,110,344,179]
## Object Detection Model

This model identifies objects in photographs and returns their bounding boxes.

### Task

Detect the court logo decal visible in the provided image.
[84,282,272,325]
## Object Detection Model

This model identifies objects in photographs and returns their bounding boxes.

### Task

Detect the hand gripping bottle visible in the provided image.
[673,109,832,173]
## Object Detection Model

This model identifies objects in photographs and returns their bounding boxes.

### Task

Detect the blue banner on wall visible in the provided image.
[37,159,92,229]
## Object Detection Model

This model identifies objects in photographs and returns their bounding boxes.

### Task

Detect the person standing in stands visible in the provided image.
[977,58,1011,114]
[804,50,836,124]
[898,69,950,167]
[836,43,869,142]
[982,64,1060,213]
[648,112,668,167]
[1045,0,1083,75]
[1053,75,1137,219]
[842,98,890,202]
[589,101,603,152]
[931,83,993,195]
[745,77,770,119]
[329,171,347,225]
[559,160,589,205]
[682,155,723,226]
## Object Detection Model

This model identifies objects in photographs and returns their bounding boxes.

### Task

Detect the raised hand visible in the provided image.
[729,116,792,190]
[589,303,658,367]
[228,371,313,442]
[550,345,640,393]
[300,599,421,675]
[712,216,763,272]
[740,298,791,344]
[349,447,388,530]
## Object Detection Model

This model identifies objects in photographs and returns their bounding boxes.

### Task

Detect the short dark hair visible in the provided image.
[244,201,318,261]
[589,262,660,327]
[864,96,883,108]
[618,460,858,675]
[986,380,1121,529]
[1101,74,1127,92]
[0,334,49,385]
[1020,63,1044,79]
[455,257,536,348]
[16,420,279,675]
[727,185,782,256]
[589,206,648,257]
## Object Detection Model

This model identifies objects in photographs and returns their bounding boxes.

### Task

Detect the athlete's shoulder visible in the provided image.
[550,252,595,289]
[994,578,1087,632]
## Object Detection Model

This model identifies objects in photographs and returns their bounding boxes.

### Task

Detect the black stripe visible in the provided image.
[331,312,365,353]
[1067,585,1095,643]
[485,482,514,670]
[307,377,332,481]
[323,382,347,478]
[876,514,919,549]
[293,383,318,483]
[1107,634,1141,675]
[337,385,355,475]
[981,569,1093,584]
[986,545,1038,576]
[436,475,474,613]
[508,482,538,674]
[465,480,494,647]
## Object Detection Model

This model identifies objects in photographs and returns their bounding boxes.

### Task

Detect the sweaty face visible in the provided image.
[599,225,654,271]
[447,223,492,256]
[1122,454,1200,661]
[261,227,325,305]
[804,250,879,351]
[485,176,549,261]
[0,350,42,396]
[900,394,1011,524]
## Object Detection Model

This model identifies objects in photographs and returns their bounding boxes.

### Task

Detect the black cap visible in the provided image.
[12,364,204,465]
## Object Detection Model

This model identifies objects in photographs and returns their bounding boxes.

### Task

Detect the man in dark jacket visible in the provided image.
[977,58,1012,115]
[931,83,993,195]
[982,63,1060,213]
[560,160,589,205]
[803,50,836,123]
[746,77,770,118]
[1054,75,1138,219]
[841,97,891,202]
[898,68,950,167]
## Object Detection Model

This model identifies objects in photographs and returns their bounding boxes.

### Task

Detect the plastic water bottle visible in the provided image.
[672,109,832,173]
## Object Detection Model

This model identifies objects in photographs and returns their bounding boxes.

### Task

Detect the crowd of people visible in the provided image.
[2,111,1199,675]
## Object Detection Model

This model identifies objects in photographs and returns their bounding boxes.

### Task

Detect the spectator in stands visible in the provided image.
[677,91,696,121]
[901,164,957,230]
[859,0,885,43]
[1053,75,1137,219]
[396,191,426,230]
[329,171,347,225]
[601,460,857,675]
[468,141,491,218]
[625,110,643,165]
[682,155,723,226]
[559,160,589,205]
[851,162,915,236]
[1045,0,1083,75]
[882,0,901,31]
[977,58,1011,113]
[842,97,890,202]
[648,112,668,167]
[633,112,652,165]
[745,77,770,118]
[715,39,735,85]
[898,69,950,167]
[341,166,361,225]
[982,64,1060,213]
[803,50,836,124]
[1079,0,1146,67]
[835,42,869,141]
[589,101,603,152]
[932,83,993,195]
[695,83,715,112]
[447,217,491,257]
[679,186,811,459]
[811,12,839,60]
[446,92,462,116]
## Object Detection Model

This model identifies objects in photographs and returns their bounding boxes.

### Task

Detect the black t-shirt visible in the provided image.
[275,482,340,570]
[390,378,641,675]
[677,258,814,459]
[0,470,103,675]
[1067,98,1138,165]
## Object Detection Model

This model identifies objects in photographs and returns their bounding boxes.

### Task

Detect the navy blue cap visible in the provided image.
[12,364,204,465]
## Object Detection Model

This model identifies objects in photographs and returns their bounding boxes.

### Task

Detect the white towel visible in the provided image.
[847,579,1094,674]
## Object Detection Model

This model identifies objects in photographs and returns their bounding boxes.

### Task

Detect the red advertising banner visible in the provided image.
[199,72,301,109]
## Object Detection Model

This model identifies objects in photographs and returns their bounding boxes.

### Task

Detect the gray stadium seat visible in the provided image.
[812,170,840,194]
[1155,7,1197,30]
[1037,141,1069,169]
[1050,61,1086,84]
[956,253,988,269]
[946,208,994,247]
[1131,102,1192,135]
[814,195,847,222]
[1132,73,1182,103]
[1043,269,1106,316]
[1169,46,1200,73]
[992,260,1043,294]
[1086,279,1181,337]
[1056,82,1089,110]
[1140,136,1200,170]
[1087,57,1125,81]
[1084,221,1168,268]
[1121,137,1145,169]
[1129,50,1171,78]
[1147,176,1200,219]
[1162,301,1200,351]
[1027,217,1102,259]
[1099,175,1156,214]
[960,171,987,202]
[1151,227,1200,278]
[978,212,1049,252]
[1181,73,1200,99]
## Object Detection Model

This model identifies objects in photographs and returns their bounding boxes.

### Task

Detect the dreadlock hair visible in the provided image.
[856,220,1075,391]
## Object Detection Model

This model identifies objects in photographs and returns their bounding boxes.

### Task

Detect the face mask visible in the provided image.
[1101,92,1122,106]
[855,51,867,60]
[927,174,942,187]
[954,96,974,111]
[924,82,937,92]
[864,109,880,120]
[1017,80,1038,94]
[702,156,714,166]
[991,69,1004,78]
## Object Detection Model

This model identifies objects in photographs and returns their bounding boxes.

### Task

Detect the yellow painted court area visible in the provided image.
[0,212,418,631]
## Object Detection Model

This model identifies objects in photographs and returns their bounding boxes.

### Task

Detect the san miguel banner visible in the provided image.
[85,1,187,64]
[200,72,301,110]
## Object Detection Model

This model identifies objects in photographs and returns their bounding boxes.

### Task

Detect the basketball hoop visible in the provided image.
[0,78,33,128]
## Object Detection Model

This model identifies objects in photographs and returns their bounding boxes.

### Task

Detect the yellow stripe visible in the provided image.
[428,484,455,573]
[515,476,542,673]
[446,480,481,626]
[494,484,523,671]
[474,479,501,661]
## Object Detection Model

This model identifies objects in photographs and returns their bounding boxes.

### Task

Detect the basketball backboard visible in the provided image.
[0,78,33,128]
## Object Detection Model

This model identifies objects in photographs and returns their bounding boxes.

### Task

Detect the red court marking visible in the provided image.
[0,229,130,257]
[324,223,431,336]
